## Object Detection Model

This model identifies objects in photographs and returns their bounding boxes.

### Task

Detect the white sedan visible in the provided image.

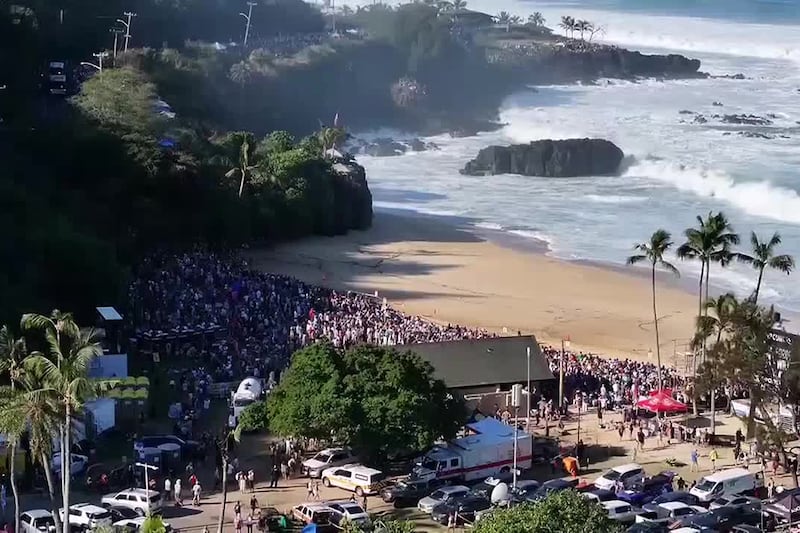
[602,500,638,523]
[51,453,89,477]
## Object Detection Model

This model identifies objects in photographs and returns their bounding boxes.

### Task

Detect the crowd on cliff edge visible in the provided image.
[127,251,679,405]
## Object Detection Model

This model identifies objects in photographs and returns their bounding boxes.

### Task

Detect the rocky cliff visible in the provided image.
[331,158,373,231]
[461,139,625,177]
[490,41,704,83]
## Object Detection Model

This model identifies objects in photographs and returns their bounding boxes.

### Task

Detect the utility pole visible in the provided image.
[331,0,336,34]
[240,2,256,47]
[120,12,137,52]
[110,26,125,65]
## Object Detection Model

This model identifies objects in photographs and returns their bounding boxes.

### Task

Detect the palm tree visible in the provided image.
[699,293,739,434]
[527,12,545,27]
[575,19,591,40]
[626,230,680,392]
[0,326,27,533]
[219,132,257,198]
[451,0,467,10]
[496,11,512,32]
[736,231,794,304]
[317,126,346,158]
[22,311,105,533]
[559,15,575,38]
[508,15,522,28]
[677,212,739,415]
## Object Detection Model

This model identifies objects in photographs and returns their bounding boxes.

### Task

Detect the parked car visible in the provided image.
[108,506,141,523]
[472,473,515,499]
[708,496,760,511]
[380,477,448,507]
[626,522,669,533]
[20,510,56,533]
[634,502,704,525]
[133,435,185,453]
[643,491,699,512]
[583,488,618,503]
[59,503,113,530]
[510,480,541,499]
[321,464,387,496]
[671,505,761,532]
[417,485,471,514]
[327,501,371,530]
[302,448,357,479]
[112,517,174,533]
[595,463,644,491]
[618,474,674,506]
[526,478,580,501]
[602,500,638,524]
[430,495,492,525]
[51,452,90,477]
[101,488,163,516]
[290,503,335,525]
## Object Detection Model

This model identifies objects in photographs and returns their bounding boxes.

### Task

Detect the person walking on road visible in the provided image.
[174,478,182,506]
[270,464,279,488]
[164,478,172,502]
[192,481,202,506]
[709,448,719,472]
[690,448,699,472]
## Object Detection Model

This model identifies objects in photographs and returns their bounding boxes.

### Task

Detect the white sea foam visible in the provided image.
[344,0,800,310]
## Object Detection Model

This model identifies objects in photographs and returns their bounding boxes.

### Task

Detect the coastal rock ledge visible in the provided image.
[461,138,625,177]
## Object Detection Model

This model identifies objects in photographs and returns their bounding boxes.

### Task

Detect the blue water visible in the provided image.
[346,0,800,315]
[534,0,800,24]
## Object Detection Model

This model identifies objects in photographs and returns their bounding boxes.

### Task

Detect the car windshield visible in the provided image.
[341,504,364,514]
[429,490,445,500]
[695,479,716,492]
[369,472,386,483]
[313,452,332,463]
[35,517,56,529]
[603,469,622,481]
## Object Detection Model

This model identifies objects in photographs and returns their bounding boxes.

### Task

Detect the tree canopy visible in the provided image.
[472,491,624,533]
[265,342,466,461]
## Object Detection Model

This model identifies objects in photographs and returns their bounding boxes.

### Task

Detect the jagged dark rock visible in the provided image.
[461,138,624,177]
[715,114,773,126]
[346,137,440,157]
[679,110,695,115]
[331,158,373,230]
[693,115,708,124]
[712,101,724,106]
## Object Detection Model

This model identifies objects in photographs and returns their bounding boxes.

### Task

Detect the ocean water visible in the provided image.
[344,0,800,314]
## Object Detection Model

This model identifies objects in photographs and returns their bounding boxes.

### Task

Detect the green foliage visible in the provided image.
[374,520,416,533]
[72,68,160,135]
[140,514,167,533]
[267,342,465,461]
[472,490,624,533]
[237,401,268,432]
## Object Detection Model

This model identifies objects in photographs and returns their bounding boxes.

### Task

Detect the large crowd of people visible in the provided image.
[128,251,686,413]
[127,251,492,384]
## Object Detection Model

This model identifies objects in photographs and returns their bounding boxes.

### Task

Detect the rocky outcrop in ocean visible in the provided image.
[461,138,625,177]
[491,41,705,83]
[346,137,440,157]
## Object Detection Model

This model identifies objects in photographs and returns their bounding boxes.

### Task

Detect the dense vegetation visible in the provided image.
[1,0,533,323]
[263,342,466,462]
[473,490,624,533]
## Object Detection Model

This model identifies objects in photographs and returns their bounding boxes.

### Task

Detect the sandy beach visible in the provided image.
[249,211,700,368]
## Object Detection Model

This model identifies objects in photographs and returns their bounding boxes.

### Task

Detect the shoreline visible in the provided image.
[248,209,703,368]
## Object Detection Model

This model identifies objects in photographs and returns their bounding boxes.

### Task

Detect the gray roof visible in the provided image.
[408,335,554,389]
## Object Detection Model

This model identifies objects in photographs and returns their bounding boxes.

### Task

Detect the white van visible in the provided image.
[689,468,762,503]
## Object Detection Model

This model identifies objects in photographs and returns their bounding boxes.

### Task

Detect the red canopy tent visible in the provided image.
[636,390,688,413]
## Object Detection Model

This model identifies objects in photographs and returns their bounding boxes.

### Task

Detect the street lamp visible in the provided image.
[80,51,109,72]
[510,384,523,490]
[526,346,531,432]
[240,2,257,47]
[110,26,126,64]
[134,462,157,508]
[118,12,137,53]
[559,338,570,409]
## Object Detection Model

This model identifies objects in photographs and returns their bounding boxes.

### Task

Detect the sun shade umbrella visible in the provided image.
[636,390,688,413]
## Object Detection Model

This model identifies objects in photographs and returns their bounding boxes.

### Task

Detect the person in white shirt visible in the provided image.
[164,478,172,502]
[192,482,202,505]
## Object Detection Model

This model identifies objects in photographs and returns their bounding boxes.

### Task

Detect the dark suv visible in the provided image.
[431,495,492,525]
[380,477,448,507]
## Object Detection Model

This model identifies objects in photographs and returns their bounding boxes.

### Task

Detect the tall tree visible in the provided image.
[736,231,794,304]
[214,132,258,198]
[22,311,105,533]
[266,342,465,462]
[626,229,679,392]
[527,12,545,27]
[677,211,740,414]
[559,16,575,38]
[0,326,27,533]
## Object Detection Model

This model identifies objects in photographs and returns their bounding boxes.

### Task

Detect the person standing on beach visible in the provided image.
[690,448,699,472]
[709,448,719,472]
